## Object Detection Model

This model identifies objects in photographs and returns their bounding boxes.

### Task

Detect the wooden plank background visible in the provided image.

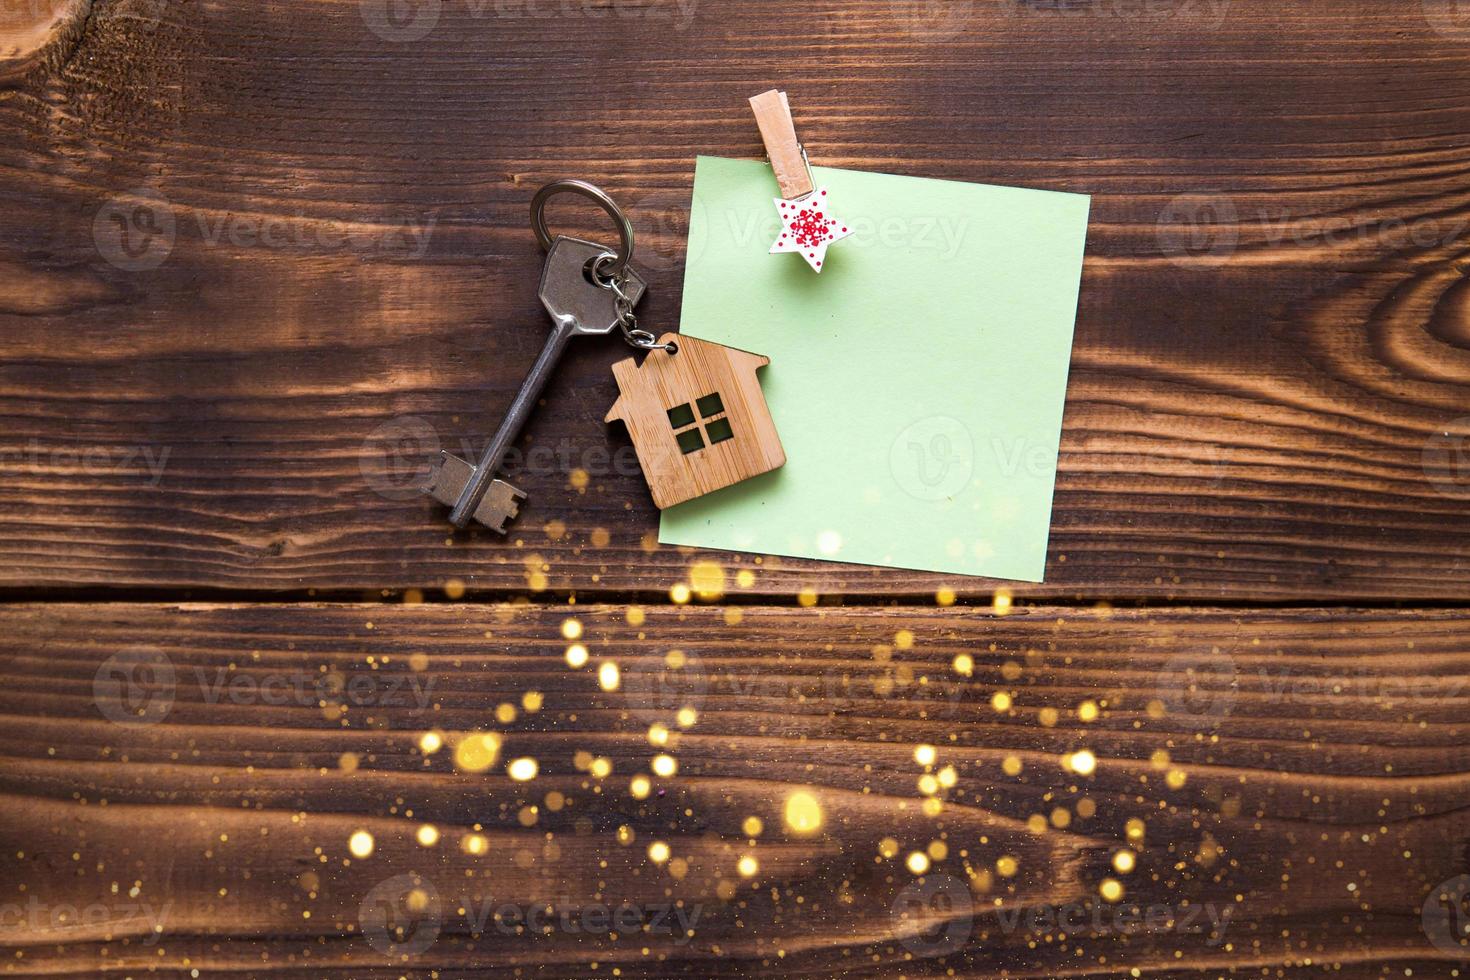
[0,0,1467,600]
[1,0,1468,976]
[3,603,1469,977]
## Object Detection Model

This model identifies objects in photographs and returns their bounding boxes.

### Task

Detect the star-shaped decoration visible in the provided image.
[770,188,852,272]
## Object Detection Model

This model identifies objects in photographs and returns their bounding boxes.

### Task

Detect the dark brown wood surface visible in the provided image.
[2,0,1469,977]
[3,602,1469,978]
[0,0,1467,599]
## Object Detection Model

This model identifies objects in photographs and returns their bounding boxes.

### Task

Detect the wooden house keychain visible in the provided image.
[750,89,853,272]
[424,179,785,531]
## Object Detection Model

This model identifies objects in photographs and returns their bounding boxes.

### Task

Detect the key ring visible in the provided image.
[529,179,675,354]
[530,179,635,279]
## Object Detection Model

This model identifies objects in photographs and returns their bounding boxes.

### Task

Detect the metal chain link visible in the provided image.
[597,254,677,354]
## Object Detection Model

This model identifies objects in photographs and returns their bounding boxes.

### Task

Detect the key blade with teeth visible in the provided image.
[425,452,526,534]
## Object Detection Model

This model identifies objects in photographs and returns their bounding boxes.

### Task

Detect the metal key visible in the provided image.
[424,236,647,531]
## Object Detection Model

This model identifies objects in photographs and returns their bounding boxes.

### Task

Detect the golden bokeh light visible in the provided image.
[1064,749,1097,776]
[689,561,726,600]
[453,732,502,773]
[783,791,824,835]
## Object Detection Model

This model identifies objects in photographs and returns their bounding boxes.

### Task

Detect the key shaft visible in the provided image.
[425,236,646,533]
[448,312,578,527]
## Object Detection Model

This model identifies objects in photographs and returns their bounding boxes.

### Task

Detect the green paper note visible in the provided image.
[659,157,1090,582]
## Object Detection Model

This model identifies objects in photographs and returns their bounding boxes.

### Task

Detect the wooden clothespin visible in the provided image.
[750,89,815,200]
[749,89,852,273]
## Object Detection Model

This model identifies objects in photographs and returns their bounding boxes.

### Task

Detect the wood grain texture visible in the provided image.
[0,602,1467,977]
[0,1,1466,597]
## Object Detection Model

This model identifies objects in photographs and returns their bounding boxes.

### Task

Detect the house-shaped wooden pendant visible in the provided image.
[605,334,785,509]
